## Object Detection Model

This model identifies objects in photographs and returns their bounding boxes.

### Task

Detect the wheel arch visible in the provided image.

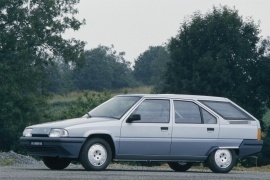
[80,134,116,160]
[206,146,239,157]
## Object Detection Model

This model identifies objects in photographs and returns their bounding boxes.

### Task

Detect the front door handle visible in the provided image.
[207,128,214,132]
[161,127,168,131]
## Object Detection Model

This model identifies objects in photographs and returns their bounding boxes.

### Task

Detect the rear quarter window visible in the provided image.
[199,100,254,120]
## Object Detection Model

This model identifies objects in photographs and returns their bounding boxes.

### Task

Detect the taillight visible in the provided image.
[257,128,261,140]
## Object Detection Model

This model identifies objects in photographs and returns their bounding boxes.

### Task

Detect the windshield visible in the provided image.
[87,96,142,119]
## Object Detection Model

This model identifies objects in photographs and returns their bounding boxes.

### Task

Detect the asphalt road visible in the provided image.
[1,165,270,180]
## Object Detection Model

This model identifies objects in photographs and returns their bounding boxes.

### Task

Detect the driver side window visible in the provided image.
[132,99,170,123]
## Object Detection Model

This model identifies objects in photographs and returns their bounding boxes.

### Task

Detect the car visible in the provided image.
[20,94,263,173]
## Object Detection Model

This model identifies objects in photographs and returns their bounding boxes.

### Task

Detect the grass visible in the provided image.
[48,86,270,125]
[0,158,15,166]
[233,165,270,172]
[49,91,89,104]
[111,86,153,95]
[47,86,153,121]
[146,162,270,172]
[49,86,153,104]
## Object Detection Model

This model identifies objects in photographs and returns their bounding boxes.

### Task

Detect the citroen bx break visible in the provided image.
[20,94,263,173]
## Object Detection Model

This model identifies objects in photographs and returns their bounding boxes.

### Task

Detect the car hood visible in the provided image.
[29,117,117,135]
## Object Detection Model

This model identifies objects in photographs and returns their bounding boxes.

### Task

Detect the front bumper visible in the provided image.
[20,137,86,158]
[239,139,263,157]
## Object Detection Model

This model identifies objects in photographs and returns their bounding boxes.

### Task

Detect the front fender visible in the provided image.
[84,130,114,138]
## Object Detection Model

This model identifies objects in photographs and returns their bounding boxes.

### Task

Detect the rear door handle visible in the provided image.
[207,128,214,132]
[161,127,168,131]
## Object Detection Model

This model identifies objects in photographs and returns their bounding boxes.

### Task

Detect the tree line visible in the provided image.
[0,0,167,151]
[45,45,169,94]
[1,1,270,165]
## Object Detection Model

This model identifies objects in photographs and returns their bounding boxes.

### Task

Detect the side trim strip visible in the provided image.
[219,146,239,149]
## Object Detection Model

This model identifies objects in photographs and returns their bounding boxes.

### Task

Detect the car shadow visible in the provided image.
[19,167,218,174]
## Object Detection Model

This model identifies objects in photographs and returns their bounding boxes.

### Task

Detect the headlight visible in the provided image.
[23,128,33,137]
[49,129,69,137]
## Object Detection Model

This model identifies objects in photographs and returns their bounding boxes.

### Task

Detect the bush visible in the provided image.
[0,158,15,166]
[61,91,111,119]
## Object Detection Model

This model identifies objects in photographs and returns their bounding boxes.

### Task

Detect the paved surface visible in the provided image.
[1,165,270,180]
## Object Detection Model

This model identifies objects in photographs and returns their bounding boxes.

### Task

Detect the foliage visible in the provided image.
[0,158,15,166]
[160,6,270,121]
[60,91,111,119]
[112,86,153,95]
[258,110,270,165]
[72,45,135,91]
[45,58,75,94]
[0,0,85,151]
[47,86,152,122]
[133,46,170,85]
[262,110,270,136]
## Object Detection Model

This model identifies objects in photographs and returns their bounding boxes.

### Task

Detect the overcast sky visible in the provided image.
[64,0,270,62]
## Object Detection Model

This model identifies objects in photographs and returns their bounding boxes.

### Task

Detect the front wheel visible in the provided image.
[80,138,112,171]
[207,149,236,173]
[42,157,71,170]
[168,162,193,172]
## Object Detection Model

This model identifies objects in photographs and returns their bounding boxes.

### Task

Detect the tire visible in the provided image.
[42,157,71,170]
[207,149,236,173]
[80,138,112,171]
[168,162,193,172]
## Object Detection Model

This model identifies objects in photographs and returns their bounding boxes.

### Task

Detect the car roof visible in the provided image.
[117,94,230,102]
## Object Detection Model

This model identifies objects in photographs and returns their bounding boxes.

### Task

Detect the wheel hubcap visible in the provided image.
[88,144,107,166]
[214,149,232,168]
[178,162,187,166]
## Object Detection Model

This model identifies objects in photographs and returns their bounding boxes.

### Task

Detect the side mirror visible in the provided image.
[126,114,141,123]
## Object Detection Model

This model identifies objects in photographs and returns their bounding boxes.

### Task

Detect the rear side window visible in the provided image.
[174,101,202,124]
[199,100,254,120]
[174,101,217,124]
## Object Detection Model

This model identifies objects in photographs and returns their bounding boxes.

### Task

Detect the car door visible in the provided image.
[170,99,219,159]
[119,99,172,159]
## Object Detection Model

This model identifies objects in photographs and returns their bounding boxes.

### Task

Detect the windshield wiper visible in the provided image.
[86,112,92,118]
[96,116,119,120]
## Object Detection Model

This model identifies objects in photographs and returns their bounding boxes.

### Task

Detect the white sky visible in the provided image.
[64,0,270,62]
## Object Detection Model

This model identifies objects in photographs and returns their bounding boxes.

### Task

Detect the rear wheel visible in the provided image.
[207,149,236,173]
[168,162,193,172]
[80,138,112,171]
[42,157,71,170]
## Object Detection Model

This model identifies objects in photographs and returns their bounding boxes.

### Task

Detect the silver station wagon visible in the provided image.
[20,94,263,173]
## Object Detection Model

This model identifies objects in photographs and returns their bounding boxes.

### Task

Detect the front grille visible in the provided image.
[32,134,49,137]
[25,145,58,155]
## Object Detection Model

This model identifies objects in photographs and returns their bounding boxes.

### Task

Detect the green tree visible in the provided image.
[133,46,170,85]
[160,6,270,120]
[73,46,135,91]
[0,0,85,151]
[45,58,75,94]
